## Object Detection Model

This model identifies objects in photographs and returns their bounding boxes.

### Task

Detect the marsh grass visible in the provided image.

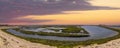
[1,25,120,48]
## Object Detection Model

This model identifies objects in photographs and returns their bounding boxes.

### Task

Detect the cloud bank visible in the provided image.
[0,0,119,24]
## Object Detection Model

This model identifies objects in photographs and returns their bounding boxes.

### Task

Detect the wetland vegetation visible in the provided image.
[1,25,120,48]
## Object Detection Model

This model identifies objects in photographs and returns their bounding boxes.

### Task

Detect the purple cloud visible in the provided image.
[0,0,119,24]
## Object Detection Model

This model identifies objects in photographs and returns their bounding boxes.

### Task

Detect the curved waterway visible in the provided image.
[6,26,118,41]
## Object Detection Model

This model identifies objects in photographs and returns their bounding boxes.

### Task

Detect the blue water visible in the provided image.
[6,26,118,41]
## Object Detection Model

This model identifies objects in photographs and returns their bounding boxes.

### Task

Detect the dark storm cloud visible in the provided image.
[0,0,120,23]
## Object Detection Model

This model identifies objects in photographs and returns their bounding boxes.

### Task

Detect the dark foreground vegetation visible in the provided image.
[1,25,120,48]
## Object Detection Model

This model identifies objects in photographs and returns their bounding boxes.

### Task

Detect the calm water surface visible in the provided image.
[7,26,118,41]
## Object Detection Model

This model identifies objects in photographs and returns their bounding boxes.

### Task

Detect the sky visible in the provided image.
[0,0,120,25]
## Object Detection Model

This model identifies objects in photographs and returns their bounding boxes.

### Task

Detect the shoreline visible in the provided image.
[0,26,120,48]
[0,27,56,48]
[75,38,120,48]
[75,26,120,48]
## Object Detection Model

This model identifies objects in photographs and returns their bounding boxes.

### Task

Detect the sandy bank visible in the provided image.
[74,37,120,48]
[0,27,56,48]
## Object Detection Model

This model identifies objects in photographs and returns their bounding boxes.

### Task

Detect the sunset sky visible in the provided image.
[0,0,120,25]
